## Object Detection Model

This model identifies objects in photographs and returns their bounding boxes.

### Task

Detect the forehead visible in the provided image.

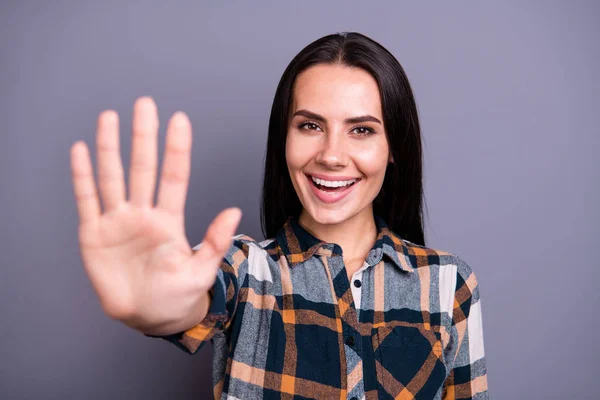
[291,64,383,119]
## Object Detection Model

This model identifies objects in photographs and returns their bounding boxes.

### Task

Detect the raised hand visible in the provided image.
[70,97,242,335]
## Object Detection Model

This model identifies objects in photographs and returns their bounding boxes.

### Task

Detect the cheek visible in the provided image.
[285,133,312,171]
[353,142,389,178]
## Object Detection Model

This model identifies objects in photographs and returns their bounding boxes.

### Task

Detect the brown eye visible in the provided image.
[298,122,322,131]
[351,126,375,136]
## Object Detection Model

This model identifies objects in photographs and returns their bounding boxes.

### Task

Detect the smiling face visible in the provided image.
[286,63,392,228]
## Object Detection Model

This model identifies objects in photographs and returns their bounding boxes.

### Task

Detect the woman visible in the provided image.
[71,32,488,399]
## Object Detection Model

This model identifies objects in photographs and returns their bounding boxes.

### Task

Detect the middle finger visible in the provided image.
[129,96,159,207]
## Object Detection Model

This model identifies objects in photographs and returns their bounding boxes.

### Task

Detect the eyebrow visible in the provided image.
[292,109,382,125]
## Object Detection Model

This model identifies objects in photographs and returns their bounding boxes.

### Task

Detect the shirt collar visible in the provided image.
[274,214,415,273]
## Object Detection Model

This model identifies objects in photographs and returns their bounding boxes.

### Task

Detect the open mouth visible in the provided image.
[305,174,360,193]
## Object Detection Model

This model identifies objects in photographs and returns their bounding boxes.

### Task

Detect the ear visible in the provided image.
[388,153,394,164]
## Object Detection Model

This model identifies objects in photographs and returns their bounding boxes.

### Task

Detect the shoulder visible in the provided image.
[192,234,267,252]
[191,234,267,265]
[192,234,276,280]
[402,238,480,297]
[227,234,279,255]
[228,234,282,270]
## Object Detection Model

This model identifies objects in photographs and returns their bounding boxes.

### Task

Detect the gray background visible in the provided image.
[1,1,598,399]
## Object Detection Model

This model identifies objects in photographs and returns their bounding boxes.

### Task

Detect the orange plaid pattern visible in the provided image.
[148,215,488,399]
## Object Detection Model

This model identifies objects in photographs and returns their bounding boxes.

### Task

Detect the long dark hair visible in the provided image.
[260,32,426,246]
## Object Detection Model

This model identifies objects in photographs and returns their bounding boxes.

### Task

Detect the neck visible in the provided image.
[298,206,378,262]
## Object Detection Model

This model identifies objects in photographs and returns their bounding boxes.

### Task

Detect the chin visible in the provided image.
[302,206,355,226]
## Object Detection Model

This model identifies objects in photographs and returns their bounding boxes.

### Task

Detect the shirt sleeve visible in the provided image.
[442,255,489,399]
[145,236,251,355]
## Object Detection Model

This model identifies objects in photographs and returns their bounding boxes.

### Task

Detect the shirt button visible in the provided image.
[353,280,362,288]
[345,336,355,346]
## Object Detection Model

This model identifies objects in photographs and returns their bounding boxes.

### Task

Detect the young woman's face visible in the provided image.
[286,63,392,226]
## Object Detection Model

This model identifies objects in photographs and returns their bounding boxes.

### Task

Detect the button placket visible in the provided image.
[327,252,364,393]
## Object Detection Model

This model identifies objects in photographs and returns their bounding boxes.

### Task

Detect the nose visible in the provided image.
[315,128,348,169]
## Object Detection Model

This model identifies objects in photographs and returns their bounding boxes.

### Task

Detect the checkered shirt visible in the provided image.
[152,215,488,399]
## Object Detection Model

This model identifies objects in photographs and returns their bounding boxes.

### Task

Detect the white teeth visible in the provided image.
[311,176,357,188]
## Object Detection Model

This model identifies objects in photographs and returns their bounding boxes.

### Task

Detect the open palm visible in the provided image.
[70,97,241,334]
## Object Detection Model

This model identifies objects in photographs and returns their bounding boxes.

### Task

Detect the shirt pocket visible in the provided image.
[371,324,447,399]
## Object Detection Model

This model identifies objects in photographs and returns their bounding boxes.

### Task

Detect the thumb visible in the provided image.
[190,207,242,276]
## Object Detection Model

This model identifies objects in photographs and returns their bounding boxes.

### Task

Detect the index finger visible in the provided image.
[70,141,101,225]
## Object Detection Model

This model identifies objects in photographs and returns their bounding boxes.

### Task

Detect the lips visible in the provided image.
[305,173,360,204]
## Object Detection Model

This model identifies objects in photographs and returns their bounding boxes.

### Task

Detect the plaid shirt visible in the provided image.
[152,215,488,399]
